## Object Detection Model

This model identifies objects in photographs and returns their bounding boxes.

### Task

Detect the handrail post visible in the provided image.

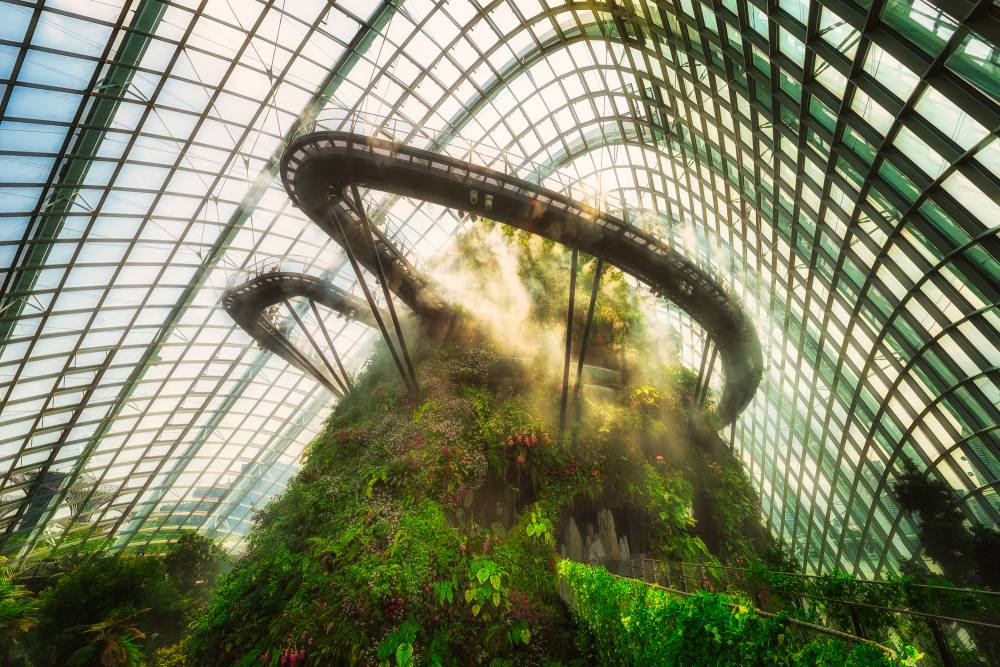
[927,617,957,667]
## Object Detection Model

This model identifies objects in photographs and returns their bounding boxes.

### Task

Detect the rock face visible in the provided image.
[563,517,583,563]
[559,509,634,570]
[597,509,621,561]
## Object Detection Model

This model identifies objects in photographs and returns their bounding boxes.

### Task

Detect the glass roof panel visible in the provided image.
[0,0,998,579]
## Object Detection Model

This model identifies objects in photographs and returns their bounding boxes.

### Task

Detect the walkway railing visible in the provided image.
[621,557,1000,667]
[556,559,901,662]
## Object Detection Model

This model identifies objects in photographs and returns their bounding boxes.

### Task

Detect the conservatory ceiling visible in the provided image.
[0,0,998,577]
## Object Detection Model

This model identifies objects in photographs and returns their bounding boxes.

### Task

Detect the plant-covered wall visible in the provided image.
[180,231,808,665]
[3,231,983,665]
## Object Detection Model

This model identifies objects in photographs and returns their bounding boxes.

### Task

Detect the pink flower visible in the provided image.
[655,455,664,462]
[517,434,523,444]
[506,436,513,446]
[517,454,526,465]
[530,434,537,445]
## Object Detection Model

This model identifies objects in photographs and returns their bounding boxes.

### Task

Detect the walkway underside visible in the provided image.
[222,271,388,396]
[280,132,763,426]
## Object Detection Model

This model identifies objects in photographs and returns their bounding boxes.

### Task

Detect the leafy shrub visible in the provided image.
[163,532,230,595]
[25,532,227,666]
[30,554,177,665]
[0,558,39,664]
[557,560,920,666]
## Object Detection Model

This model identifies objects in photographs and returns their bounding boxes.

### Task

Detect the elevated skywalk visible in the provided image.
[280,131,762,426]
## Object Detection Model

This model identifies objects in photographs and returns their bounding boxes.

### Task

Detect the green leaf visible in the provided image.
[492,591,500,607]
[490,574,501,590]
[396,643,414,667]
[472,604,481,616]
[477,569,490,584]
[464,589,474,603]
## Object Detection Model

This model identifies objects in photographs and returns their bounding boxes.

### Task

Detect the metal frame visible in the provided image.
[0,0,997,581]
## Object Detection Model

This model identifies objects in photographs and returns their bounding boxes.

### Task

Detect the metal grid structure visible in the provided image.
[0,0,998,578]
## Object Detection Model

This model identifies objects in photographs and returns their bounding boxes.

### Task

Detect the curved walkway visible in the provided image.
[280,131,762,426]
[222,271,387,396]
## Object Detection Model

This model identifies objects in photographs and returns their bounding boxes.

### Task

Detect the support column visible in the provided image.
[571,258,604,443]
[558,248,579,440]
[347,183,419,392]
[328,206,413,392]
[282,299,347,395]
[311,301,352,391]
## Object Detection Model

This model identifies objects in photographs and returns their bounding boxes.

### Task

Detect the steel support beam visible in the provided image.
[558,248,580,440]
[329,207,415,393]
[347,183,419,392]
[571,258,604,443]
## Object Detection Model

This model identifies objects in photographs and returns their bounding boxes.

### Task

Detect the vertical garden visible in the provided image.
[1,231,993,666]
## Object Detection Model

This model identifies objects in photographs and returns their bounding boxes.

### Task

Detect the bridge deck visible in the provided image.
[280,131,762,425]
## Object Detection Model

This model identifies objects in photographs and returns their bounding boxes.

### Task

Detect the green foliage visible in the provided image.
[67,606,147,667]
[465,558,508,619]
[24,533,227,666]
[524,509,553,546]
[376,619,418,666]
[187,346,580,664]
[891,459,1000,663]
[735,563,1000,666]
[31,554,176,665]
[163,531,230,596]
[893,459,1000,590]
[0,557,39,664]
[557,560,919,666]
[432,575,458,607]
[153,638,189,667]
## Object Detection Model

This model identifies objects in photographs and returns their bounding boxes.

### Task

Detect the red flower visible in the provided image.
[517,434,523,444]
[517,454,526,465]
[592,470,600,477]
[530,434,538,445]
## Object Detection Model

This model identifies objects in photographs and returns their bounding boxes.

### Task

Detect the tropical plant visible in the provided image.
[465,557,508,619]
[0,558,39,665]
[67,606,147,667]
[557,559,921,666]
[163,531,229,595]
